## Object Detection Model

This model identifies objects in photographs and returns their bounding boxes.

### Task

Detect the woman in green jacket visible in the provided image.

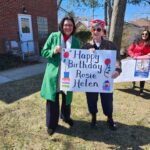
[40,16,80,135]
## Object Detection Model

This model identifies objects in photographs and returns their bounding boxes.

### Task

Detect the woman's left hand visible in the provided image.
[111,71,120,79]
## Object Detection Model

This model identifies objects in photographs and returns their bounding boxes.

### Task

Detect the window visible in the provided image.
[37,17,48,39]
[21,18,30,33]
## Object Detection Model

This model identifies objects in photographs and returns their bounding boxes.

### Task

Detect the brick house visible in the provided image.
[0,0,58,56]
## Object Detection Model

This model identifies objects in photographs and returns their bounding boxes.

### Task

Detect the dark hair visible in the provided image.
[59,16,76,35]
[134,30,150,45]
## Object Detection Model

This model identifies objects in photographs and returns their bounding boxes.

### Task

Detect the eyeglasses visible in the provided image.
[142,33,148,36]
[91,28,102,32]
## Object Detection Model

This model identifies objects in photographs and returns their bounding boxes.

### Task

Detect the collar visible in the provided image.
[63,34,71,43]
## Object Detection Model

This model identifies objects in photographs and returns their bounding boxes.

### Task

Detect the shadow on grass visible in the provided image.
[116,87,150,100]
[56,120,150,150]
[0,74,43,104]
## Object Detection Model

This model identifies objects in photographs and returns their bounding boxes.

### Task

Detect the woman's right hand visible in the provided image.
[54,46,62,54]
[133,56,137,59]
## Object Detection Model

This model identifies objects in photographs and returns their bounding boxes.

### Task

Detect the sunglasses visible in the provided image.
[142,33,148,36]
[91,28,102,32]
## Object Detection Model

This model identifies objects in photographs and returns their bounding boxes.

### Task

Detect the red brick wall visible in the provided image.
[0,0,58,53]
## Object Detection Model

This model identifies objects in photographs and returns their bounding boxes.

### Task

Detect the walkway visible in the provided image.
[0,63,46,84]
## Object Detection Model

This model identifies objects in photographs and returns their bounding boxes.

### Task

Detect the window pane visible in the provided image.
[21,18,30,33]
[37,17,48,39]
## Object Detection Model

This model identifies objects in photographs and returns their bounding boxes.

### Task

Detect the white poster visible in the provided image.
[134,59,150,78]
[114,58,150,83]
[60,48,117,93]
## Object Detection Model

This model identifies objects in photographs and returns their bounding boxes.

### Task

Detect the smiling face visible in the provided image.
[91,23,104,42]
[63,20,74,36]
[141,31,149,41]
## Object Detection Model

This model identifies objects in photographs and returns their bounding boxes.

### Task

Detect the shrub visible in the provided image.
[75,30,91,47]
[0,54,39,71]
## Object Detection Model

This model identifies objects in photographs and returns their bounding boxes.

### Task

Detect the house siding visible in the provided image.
[0,0,58,53]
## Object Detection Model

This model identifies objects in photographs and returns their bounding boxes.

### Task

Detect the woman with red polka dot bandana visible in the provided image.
[83,19,122,130]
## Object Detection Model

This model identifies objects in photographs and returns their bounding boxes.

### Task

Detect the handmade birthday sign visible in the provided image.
[60,48,117,93]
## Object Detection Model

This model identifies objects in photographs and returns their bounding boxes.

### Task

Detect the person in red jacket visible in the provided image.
[128,30,150,95]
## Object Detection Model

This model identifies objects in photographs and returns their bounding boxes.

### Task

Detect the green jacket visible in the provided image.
[40,31,80,105]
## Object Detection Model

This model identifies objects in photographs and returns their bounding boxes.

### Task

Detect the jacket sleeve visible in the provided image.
[115,50,122,74]
[109,41,122,73]
[128,44,135,57]
[41,33,55,58]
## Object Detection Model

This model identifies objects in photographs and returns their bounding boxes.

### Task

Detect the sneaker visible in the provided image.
[107,118,117,130]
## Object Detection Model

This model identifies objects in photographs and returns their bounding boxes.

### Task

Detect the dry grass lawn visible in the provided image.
[0,74,150,150]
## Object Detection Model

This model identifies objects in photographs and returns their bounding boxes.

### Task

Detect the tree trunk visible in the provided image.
[109,0,127,51]
[107,0,113,36]
[104,0,108,25]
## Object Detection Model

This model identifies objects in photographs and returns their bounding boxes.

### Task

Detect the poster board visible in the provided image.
[60,48,117,93]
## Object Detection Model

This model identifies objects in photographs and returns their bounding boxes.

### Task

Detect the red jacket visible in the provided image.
[128,41,150,57]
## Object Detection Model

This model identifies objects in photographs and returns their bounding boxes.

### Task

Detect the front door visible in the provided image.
[18,14,34,53]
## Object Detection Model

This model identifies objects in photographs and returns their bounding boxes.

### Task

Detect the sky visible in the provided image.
[58,1,150,22]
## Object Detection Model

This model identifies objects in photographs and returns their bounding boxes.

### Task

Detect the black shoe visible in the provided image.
[90,114,97,128]
[63,118,74,127]
[130,82,135,89]
[139,91,144,96]
[47,128,55,135]
[107,118,117,130]
[60,114,74,127]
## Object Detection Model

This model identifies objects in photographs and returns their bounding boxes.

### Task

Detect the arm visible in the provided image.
[110,41,122,74]
[128,44,135,57]
[41,33,54,58]
[41,33,61,58]
[135,54,150,59]
[112,57,122,79]
[111,42,122,79]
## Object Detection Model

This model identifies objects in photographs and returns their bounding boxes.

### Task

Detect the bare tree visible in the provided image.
[57,0,63,10]
[104,0,108,24]
[104,0,113,35]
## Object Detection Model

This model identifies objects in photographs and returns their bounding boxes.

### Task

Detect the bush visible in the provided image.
[0,54,39,71]
[75,30,91,47]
